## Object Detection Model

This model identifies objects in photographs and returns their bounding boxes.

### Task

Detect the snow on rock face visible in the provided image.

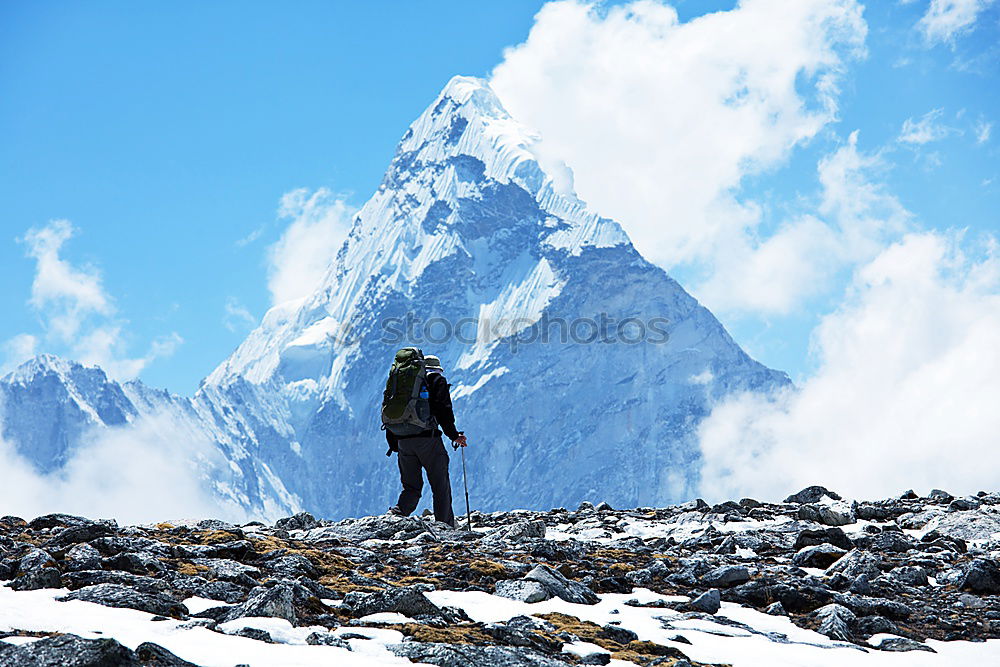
[0,77,789,519]
[0,355,136,473]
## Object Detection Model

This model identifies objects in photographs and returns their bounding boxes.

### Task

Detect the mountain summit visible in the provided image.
[1,76,789,519]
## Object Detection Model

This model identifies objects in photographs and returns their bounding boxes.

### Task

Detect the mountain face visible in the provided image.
[0,76,789,520]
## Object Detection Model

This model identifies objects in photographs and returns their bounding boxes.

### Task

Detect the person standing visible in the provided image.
[383,352,467,526]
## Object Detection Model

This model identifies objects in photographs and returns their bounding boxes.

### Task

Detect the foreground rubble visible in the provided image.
[1,486,999,666]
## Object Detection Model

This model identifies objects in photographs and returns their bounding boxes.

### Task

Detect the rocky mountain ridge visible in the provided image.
[1,486,998,666]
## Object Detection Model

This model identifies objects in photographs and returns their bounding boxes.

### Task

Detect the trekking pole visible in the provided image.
[460,446,473,532]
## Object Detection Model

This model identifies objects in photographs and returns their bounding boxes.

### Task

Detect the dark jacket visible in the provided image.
[385,370,461,452]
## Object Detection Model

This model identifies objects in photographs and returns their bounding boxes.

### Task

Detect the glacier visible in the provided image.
[0,76,789,520]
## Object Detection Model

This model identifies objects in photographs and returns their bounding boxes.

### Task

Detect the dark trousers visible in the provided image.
[393,435,455,526]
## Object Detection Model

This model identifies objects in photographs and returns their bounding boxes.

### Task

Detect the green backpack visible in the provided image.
[381,347,436,437]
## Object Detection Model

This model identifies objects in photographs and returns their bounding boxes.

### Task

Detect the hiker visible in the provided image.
[382,350,467,526]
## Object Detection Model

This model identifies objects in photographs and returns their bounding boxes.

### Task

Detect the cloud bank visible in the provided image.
[0,410,245,524]
[698,231,1000,502]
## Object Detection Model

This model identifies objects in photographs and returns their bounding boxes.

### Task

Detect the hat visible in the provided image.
[424,355,443,370]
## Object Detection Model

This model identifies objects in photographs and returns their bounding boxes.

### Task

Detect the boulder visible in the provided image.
[689,589,721,614]
[274,511,320,531]
[60,584,189,618]
[523,564,599,605]
[134,642,202,666]
[888,566,928,587]
[785,486,842,504]
[825,550,883,580]
[699,565,750,588]
[63,570,167,594]
[793,527,853,551]
[813,603,856,642]
[63,543,103,572]
[958,558,1000,594]
[802,501,855,527]
[345,585,444,619]
[484,616,563,653]
[875,637,935,653]
[225,584,297,623]
[6,548,61,591]
[792,544,847,569]
[0,634,140,667]
[389,642,570,667]
[306,632,351,649]
[494,579,551,603]
[482,521,546,544]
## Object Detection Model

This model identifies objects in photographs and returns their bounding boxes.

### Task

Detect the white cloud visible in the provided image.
[8,220,181,381]
[698,231,1000,502]
[224,297,257,332]
[490,0,867,278]
[22,220,112,340]
[267,188,356,305]
[917,0,997,44]
[975,118,993,144]
[898,108,953,144]
[699,132,910,314]
[0,411,246,524]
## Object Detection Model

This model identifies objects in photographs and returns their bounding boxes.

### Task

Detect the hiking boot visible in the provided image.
[387,506,406,517]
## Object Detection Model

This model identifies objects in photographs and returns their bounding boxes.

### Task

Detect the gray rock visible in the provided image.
[813,603,856,641]
[700,565,750,588]
[225,584,297,623]
[876,637,936,653]
[765,602,787,616]
[345,585,444,618]
[959,558,1000,594]
[0,634,141,666]
[595,501,614,512]
[598,623,637,644]
[191,557,261,584]
[524,564,599,605]
[63,570,167,594]
[42,522,115,551]
[134,641,202,666]
[792,544,847,569]
[793,527,853,551]
[928,509,1000,541]
[785,486,842,504]
[389,642,570,667]
[494,579,551,603]
[174,540,253,561]
[483,520,546,543]
[275,511,320,531]
[889,565,928,587]
[27,513,92,530]
[306,632,351,649]
[854,615,898,638]
[813,502,856,527]
[59,584,188,618]
[101,551,167,576]
[826,549,882,580]
[689,589,721,614]
[63,543,102,571]
[958,592,987,609]
[484,616,563,653]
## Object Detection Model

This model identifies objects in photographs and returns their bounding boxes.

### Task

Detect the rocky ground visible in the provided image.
[1,486,999,666]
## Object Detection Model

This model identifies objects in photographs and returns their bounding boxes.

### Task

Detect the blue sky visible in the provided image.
[2,0,998,394]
